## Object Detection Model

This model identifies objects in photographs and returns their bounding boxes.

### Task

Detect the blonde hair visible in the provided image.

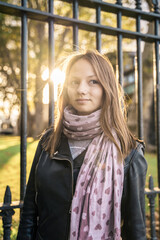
[44,50,136,158]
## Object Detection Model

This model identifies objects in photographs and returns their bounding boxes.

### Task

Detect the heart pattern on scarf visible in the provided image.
[105,187,110,195]
[73,207,79,214]
[117,169,122,175]
[63,106,124,240]
[95,224,102,230]
[97,198,102,205]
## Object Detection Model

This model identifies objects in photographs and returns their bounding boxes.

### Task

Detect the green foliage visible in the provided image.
[145,152,159,218]
[0,0,21,5]
[0,0,139,137]
[145,152,158,187]
[0,13,21,116]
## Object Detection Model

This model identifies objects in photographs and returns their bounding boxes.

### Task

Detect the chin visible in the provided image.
[77,110,92,116]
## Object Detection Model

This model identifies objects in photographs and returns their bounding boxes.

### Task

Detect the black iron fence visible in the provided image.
[145,176,160,239]
[0,0,160,239]
[0,176,160,239]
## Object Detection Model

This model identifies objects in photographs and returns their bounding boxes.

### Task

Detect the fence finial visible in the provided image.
[135,0,142,10]
[147,175,157,240]
[152,0,159,13]
[116,0,122,5]
[4,186,11,204]
[0,186,15,240]
[149,175,154,190]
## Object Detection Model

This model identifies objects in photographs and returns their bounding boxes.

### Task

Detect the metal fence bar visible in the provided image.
[145,176,160,240]
[48,0,55,125]
[96,0,101,52]
[136,0,143,140]
[148,176,157,240]
[0,186,15,240]
[1,0,160,22]
[62,0,160,21]
[135,0,141,10]
[0,177,159,239]
[1,2,160,43]
[73,0,79,51]
[154,0,160,189]
[154,0,160,233]
[116,0,123,86]
[20,0,28,201]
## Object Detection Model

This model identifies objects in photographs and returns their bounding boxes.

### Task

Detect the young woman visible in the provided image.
[17,50,147,240]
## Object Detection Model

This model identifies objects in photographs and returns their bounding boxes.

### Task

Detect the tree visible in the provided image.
[0,0,156,146]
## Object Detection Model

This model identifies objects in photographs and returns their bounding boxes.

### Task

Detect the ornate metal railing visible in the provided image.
[0,175,159,239]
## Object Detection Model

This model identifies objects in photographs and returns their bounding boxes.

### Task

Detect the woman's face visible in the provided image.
[67,58,103,115]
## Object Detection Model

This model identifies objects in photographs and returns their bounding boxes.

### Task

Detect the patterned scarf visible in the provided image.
[63,106,124,240]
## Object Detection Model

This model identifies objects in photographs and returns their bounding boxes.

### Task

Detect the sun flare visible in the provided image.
[42,68,65,104]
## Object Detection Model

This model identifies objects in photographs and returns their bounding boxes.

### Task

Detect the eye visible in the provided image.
[89,79,99,85]
[69,80,79,86]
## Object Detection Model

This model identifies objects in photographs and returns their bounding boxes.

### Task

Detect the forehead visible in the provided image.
[69,58,96,77]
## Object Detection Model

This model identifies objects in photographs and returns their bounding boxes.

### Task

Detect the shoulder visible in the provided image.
[124,141,148,176]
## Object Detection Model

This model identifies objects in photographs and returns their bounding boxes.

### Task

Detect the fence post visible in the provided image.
[0,186,15,240]
[147,175,157,240]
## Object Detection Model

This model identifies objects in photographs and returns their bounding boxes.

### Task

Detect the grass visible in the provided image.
[0,135,38,240]
[144,152,159,215]
[0,135,158,239]
[145,152,158,187]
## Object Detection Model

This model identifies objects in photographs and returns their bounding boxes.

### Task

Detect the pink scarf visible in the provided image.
[63,106,124,240]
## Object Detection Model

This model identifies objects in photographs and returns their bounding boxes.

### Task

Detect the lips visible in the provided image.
[76,99,90,104]
[76,98,90,101]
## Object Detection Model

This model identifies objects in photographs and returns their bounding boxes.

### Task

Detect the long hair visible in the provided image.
[44,50,136,158]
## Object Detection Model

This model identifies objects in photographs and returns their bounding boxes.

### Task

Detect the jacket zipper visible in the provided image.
[34,150,44,205]
[52,156,74,198]
[53,155,73,240]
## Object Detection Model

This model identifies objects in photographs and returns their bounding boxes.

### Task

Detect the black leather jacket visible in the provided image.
[17,131,147,240]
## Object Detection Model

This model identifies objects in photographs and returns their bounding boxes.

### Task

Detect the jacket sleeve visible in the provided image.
[17,138,43,240]
[121,144,148,240]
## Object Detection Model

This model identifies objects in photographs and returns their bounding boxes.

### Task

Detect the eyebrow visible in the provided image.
[69,75,97,78]
[88,75,97,78]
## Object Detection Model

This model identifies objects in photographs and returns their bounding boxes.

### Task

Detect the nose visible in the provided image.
[77,81,88,94]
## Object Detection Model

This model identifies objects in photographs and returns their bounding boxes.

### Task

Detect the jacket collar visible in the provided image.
[53,133,144,173]
[53,133,73,162]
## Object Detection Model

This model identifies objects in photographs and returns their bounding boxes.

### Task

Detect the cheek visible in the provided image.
[67,88,70,102]
[67,87,73,103]
[97,87,104,102]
